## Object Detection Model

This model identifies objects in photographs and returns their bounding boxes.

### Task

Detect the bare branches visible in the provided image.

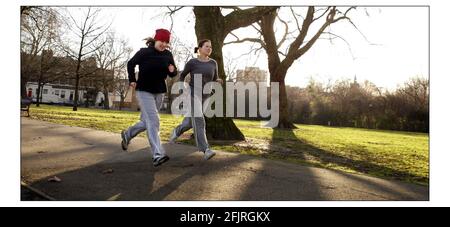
[330,6,354,23]
[287,6,315,56]
[276,15,290,49]
[224,37,266,47]
[251,23,262,34]
[224,32,266,48]
[21,7,60,56]
[223,6,278,35]
[312,7,331,22]
[322,31,356,60]
[291,7,359,59]
[169,34,195,68]
[330,7,379,46]
[167,6,184,15]
[93,30,132,109]
[61,7,112,60]
[57,7,114,110]
[224,55,239,81]
[345,15,379,46]
[289,7,302,33]
[166,7,185,32]
[231,41,261,60]
[222,6,364,79]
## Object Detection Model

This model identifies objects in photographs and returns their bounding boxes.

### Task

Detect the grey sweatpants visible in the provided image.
[172,95,209,152]
[124,91,166,159]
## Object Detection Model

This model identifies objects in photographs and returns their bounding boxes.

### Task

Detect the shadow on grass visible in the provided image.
[269,128,428,185]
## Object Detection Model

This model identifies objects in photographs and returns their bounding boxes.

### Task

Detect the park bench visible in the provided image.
[21,97,32,117]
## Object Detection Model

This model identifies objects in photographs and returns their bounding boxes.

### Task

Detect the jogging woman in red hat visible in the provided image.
[121,28,177,167]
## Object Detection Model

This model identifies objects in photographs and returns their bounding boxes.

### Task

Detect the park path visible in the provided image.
[21,118,428,201]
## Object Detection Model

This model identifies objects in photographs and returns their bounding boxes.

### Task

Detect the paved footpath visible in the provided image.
[21,118,429,201]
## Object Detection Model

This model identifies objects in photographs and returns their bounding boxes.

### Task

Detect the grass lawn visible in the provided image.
[25,104,429,185]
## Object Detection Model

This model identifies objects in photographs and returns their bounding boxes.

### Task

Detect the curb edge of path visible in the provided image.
[21,181,56,201]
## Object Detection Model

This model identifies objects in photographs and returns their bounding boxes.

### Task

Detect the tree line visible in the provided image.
[21,7,132,110]
[285,77,429,132]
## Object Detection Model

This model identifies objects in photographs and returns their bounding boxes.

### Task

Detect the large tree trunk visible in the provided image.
[84,87,90,108]
[36,82,42,107]
[73,35,85,111]
[36,54,44,107]
[73,74,80,111]
[73,53,82,111]
[194,7,245,141]
[275,79,296,129]
[261,10,296,129]
[101,69,111,109]
[118,87,128,111]
[119,96,124,110]
[21,81,27,99]
[103,87,110,109]
[268,66,295,129]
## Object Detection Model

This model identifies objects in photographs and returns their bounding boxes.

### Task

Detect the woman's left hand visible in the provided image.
[216,78,223,84]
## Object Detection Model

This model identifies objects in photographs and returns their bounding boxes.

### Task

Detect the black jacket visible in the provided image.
[127,46,177,94]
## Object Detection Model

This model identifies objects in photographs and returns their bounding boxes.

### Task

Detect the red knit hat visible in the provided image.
[154,29,171,43]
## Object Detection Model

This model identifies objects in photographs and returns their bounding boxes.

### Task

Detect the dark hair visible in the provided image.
[194,39,211,53]
[144,37,155,47]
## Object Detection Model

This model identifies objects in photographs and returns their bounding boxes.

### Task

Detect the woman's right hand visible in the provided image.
[130,82,137,89]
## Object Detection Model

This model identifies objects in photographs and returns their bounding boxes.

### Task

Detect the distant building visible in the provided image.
[232,67,270,119]
[94,79,138,110]
[236,67,268,84]
[25,82,87,105]
[23,51,100,106]
[22,50,136,108]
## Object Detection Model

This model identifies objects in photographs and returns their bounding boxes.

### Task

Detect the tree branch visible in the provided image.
[276,15,289,49]
[223,6,278,35]
[165,7,185,32]
[287,6,315,56]
[224,36,266,48]
[322,31,356,60]
[312,7,331,22]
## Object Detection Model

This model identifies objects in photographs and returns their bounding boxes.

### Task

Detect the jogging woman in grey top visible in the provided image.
[168,39,223,160]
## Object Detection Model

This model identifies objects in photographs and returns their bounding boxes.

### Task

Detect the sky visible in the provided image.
[65,6,429,91]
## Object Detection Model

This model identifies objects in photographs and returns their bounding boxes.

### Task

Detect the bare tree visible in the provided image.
[115,70,130,111]
[34,50,69,107]
[224,54,238,82]
[110,41,133,110]
[59,7,112,111]
[170,34,195,67]
[165,34,195,113]
[21,6,60,99]
[192,6,278,140]
[398,77,429,112]
[93,31,132,109]
[225,6,365,128]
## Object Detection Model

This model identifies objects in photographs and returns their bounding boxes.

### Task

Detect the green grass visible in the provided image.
[26,104,429,185]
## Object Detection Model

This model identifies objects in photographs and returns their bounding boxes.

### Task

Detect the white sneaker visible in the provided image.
[203,149,216,161]
[168,130,178,144]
